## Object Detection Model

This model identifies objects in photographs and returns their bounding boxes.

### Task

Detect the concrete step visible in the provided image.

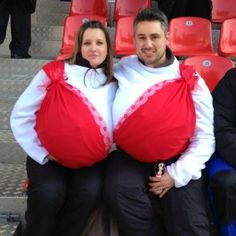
[0,163,26,235]
[6,25,63,42]
[0,40,61,60]
[0,110,11,131]
[31,13,68,26]
[0,130,26,164]
[0,58,50,77]
[36,1,70,14]
[0,216,20,236]
[0,163,26,221]
[0,58,49,94]
[0,79,31,99]
[0,98,16,130]
[29,40,61,59]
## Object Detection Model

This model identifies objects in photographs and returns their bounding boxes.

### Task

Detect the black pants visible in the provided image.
[104,150,210,236]
[157,0,212,21]
[157,0,187,20]
[186,0,212,20]
[210,170,236,226]
[24,157,105,236]
[0,0,31,55]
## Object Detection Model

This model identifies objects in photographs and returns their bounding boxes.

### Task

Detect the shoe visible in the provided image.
[11,53,31,59]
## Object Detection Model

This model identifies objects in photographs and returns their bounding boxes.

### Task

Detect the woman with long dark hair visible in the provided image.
[10,20,117,236]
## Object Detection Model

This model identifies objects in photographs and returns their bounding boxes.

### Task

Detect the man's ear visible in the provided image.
[166,31,170,40]
[166,31,170,46]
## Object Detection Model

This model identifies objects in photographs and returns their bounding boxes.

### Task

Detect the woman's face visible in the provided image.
[81,28,108,68]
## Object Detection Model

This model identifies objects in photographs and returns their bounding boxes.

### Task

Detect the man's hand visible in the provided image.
[149,170,174,198]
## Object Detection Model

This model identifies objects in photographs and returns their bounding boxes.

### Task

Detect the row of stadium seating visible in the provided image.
[55,15,236,59]
[211,0,236,23]
[69,0,152,23]
[67,0,236,24]
[169,17,236,58]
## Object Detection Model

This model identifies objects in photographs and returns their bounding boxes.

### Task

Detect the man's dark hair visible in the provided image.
[133,8,168,34]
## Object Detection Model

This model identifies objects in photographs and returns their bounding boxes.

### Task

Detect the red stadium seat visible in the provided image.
[69,0,108,23]
[113,16,136,57]
[183,55,234,92]
[113,0,152,22]
[56,15,107,61]
[211,0,236,23]
[218,18,236,58]
[168,17,217,57]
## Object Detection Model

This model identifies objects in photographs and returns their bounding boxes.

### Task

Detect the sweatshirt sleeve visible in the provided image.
[10,69,50,165]
[167,77,215,187]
